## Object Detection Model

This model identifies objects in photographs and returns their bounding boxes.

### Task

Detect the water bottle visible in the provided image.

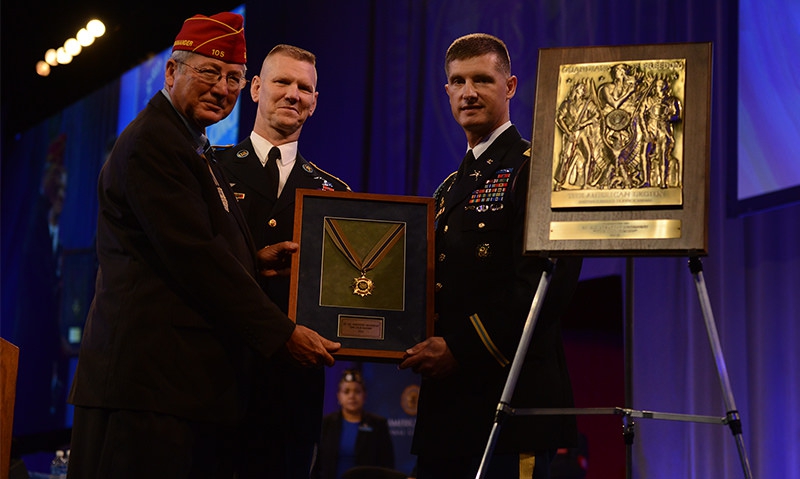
[63,449,70,476]
[50,449,67,478]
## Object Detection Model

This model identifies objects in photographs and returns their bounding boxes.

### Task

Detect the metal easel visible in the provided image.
[476,256,754,479]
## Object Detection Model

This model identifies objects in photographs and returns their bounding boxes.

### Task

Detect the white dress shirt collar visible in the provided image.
[468,121,512,160]
[249,131,298,168]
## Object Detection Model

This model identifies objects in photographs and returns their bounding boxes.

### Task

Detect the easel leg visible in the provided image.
[688,257,754,479]
[624,258,635,479]
[476,259,556,479]
[622,410,636,477]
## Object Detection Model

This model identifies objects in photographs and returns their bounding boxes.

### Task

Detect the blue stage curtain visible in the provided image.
[1,80,119,437]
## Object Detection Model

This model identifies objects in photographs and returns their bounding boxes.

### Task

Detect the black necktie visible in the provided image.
[265,146,281,197]
[457,149,476,181]
[464,149,476,169]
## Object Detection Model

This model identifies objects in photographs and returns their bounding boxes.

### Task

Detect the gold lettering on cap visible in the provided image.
[174,40,194,47]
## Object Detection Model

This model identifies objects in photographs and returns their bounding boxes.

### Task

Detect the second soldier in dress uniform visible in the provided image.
[217,44,350,479]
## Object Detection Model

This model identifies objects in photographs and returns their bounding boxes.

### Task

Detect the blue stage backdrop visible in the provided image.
[734,0,800,214]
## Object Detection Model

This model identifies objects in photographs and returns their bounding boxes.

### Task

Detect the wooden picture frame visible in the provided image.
[289,190,435,360]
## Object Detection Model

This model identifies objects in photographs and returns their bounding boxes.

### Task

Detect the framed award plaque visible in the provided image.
[525,43,712,256]
[289,189,435,360]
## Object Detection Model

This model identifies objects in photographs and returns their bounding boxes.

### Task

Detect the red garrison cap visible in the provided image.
[172,12,246,64]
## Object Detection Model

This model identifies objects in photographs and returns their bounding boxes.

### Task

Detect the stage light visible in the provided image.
[56,47,73,65]
[36,61,51,77]
[87,19,106,38]
[35,17,106,76]
[64,38,82,56]
[45,49,58,66]
[77,28,94,47]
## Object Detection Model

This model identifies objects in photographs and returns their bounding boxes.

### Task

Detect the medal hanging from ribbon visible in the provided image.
[324,218,406,297]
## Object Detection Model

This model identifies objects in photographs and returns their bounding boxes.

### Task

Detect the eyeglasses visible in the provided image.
[175,60,248,90]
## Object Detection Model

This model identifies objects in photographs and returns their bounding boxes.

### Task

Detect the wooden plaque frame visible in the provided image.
[289,190,435,361]
[525,42,712,256]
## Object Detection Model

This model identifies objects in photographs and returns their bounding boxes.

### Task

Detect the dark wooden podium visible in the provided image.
[1,337,20,478]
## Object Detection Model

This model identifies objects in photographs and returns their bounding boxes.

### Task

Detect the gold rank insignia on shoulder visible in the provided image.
[236,149,249,158]
[308,162,353,191]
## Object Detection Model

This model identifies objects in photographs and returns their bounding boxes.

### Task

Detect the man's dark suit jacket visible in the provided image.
[68,93,295,426]
[411,126,582,458]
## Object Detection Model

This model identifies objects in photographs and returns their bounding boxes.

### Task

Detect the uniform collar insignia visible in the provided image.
[236,149,249,158]
[302,163,314,173]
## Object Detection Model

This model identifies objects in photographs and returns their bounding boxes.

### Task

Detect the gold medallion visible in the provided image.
[352,274,375,297]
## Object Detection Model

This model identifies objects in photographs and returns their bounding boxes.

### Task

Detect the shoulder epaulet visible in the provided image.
[211,144,234,152]
[433,171,458,201]
[308,161,352,191]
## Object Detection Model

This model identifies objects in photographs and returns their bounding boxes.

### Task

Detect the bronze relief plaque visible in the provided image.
[525,43,711,256]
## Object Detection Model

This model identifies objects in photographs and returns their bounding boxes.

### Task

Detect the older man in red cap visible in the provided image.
[66,12,340,479]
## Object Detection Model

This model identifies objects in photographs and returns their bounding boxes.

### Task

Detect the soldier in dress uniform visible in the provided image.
[217,44,350,478]
[400,33,582,479]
